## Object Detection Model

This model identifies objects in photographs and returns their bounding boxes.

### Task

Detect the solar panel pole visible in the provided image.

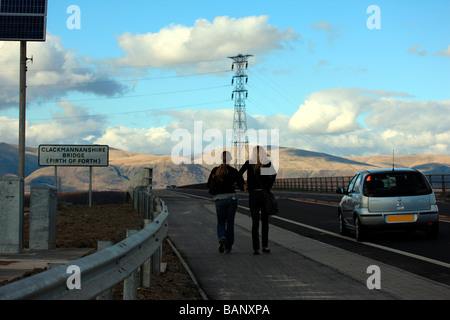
[18,40,27,181]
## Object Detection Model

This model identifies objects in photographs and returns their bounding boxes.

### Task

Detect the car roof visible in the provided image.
[359,168,420,175]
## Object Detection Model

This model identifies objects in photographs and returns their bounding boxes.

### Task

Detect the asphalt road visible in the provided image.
[173,188,450,286]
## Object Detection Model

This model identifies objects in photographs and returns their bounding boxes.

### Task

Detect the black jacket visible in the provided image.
[239,161,277,192]
[207,165,245,194]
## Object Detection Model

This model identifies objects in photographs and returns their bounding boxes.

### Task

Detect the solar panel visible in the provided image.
[0,0,47,41]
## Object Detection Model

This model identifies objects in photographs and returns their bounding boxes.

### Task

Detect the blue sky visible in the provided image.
[0,0,449,157]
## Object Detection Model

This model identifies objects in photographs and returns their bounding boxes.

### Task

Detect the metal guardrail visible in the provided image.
[0,187,167,300]
[274,174,450,201]
[274,176,353,193]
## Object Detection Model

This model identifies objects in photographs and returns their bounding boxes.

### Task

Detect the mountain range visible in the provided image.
[1,142,449,191]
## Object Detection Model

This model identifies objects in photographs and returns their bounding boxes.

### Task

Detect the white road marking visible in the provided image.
[272,215,450,269]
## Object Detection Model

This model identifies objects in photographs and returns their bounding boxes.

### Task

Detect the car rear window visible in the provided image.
[363,171,432,197]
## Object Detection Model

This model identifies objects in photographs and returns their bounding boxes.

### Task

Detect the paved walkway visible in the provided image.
[157,190,450,300]
[0,248,93,283]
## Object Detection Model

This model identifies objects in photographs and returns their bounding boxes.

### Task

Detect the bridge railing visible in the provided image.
[274,176,353,193]
[426,174,450,201]
[274,174,449,201]
[0,186,167,300]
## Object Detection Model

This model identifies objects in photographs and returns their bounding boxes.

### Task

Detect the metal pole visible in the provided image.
[54,166,57,188]
[89,166,92,207]
[19,41,27,180]
[17,40,27,238]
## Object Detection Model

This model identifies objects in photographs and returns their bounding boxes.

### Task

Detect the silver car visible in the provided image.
[336,168,439,241]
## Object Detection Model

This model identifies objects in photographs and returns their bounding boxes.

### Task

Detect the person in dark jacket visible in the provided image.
[239,146,277,255]
[207,151,245,254]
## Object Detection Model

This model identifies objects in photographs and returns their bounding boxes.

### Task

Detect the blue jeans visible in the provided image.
[215,197,238,252]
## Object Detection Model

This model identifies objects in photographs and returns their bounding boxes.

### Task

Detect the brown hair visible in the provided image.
[253,146,267,173]
[214,151,231,181]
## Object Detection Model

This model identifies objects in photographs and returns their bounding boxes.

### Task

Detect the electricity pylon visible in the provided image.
[229,53,252,167]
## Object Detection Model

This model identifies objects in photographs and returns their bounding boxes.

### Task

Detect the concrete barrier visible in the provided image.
[0,177,24,253]
[29,184,57,250]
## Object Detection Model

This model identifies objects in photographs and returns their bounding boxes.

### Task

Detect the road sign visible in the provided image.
[0,0,48,41]
[38,145,109,167]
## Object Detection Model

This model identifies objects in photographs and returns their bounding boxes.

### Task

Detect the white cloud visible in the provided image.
[95,108,288,155]
[408,44,426,56]
[112,15,299,73]
[0,117,19,143]
[289,88,368,134]
[0,101,106,147]
[310,20,345,45]
[310,20,336,32]
[95,125,172,155]
[288,88,450,156]
[29,101,106,144]
[1,88,448,157]
[436,45,450,57]
[0,33,127,110]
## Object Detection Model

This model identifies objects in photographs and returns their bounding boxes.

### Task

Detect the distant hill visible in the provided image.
[0,143,40,177]
[349,154,450,174]
[0,142,448,191]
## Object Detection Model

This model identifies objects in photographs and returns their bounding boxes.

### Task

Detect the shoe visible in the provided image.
[219,238,226,253]
[262,248,271,254]
[253,250,259,255]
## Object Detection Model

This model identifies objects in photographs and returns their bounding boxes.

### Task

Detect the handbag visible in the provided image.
[262,190,278,215]
[254,167,278,215]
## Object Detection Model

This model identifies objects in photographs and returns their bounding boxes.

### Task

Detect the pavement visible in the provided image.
[0,248,93,283]
[157,189,450,300]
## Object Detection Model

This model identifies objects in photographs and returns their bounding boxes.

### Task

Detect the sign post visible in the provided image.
[38,145,109,207]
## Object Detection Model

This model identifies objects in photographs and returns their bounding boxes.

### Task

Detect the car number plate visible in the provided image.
[386,215,416,223]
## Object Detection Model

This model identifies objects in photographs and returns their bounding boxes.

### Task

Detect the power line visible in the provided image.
[245,70,372,159]
[0,69,230,88]
[0,99,230,123]
[47,85,230,104]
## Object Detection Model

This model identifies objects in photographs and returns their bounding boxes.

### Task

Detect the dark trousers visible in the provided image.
[249,191,269,251]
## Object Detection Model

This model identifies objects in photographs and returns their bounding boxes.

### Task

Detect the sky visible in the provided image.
[0,0,449,158]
